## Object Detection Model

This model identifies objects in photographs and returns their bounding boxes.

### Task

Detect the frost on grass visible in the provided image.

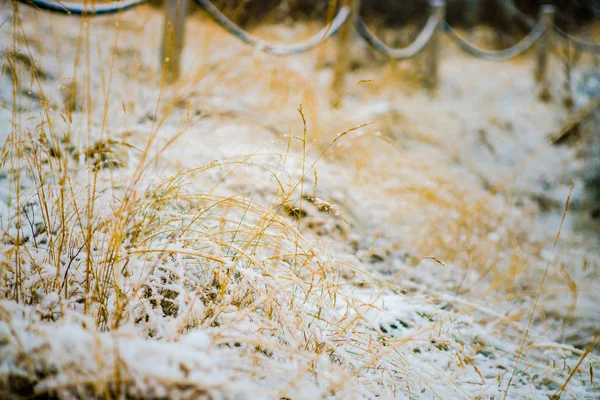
[1,130,598,399]
[1,4,599,400]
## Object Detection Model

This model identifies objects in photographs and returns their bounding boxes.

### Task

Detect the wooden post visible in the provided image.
[535,5,555,100]
[425,0,445,90]
[161,0,189,83]
[332,0,361,104]
[562,40,574,109]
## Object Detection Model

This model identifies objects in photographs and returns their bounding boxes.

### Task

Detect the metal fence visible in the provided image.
[15,0,600,90]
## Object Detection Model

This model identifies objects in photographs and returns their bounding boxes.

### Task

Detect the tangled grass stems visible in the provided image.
[1,3,599,399]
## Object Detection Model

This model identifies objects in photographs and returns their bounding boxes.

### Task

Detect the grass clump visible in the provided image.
[1,3,599,400]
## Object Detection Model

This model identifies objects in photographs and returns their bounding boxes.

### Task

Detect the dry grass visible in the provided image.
[0,2,599,399]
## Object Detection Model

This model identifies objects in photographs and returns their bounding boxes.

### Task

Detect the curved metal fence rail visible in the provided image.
[442,19,546,61]
[501,0,536,29]
[498,0,600,55]
[354,6,443,60]
[20,0,148,15]
[552,26,600,54]
[14,0,600,89]
[195,0,350,56]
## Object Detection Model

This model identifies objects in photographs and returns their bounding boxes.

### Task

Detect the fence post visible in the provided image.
[332,0,361,104]
[535,4,555,100]
[161,0,189,83]
[425,0,445,90]
[562,41,575,109]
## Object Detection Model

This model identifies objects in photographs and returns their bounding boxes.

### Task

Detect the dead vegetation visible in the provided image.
[0,2,599,399]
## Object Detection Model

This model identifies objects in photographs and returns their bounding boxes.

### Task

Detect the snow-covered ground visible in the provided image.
[0,4,599,399]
